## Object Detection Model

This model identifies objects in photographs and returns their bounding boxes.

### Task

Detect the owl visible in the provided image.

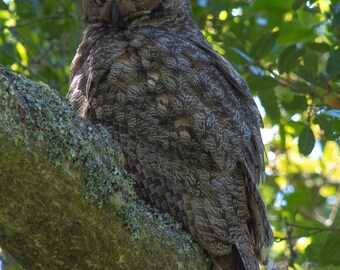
[68,0,274,269]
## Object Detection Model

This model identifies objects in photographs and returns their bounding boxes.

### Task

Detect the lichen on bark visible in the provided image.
[0,65,209,269]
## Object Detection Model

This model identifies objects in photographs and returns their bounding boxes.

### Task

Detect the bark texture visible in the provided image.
[0,65,209,270]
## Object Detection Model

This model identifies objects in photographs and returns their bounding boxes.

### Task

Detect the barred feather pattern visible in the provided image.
[68,1,274,269]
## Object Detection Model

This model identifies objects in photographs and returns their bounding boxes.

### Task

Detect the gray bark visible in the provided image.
[0,65,209,270]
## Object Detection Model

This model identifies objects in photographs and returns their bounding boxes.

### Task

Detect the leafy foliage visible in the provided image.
[1,0,340,269]
[0,0,80,94]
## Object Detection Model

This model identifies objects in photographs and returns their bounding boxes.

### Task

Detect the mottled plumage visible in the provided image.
[68,0,273,269]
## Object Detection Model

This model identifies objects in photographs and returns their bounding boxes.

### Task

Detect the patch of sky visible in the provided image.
[274,192,287,207]
[256,17,268,26]
[197,0,208,7]
[231,7,243,17]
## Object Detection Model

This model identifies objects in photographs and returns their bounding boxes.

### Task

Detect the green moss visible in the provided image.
[0,65,138,237]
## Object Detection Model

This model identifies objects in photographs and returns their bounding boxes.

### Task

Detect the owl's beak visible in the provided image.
[111,3,121,27]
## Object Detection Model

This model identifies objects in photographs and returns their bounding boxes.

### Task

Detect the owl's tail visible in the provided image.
[211,230,262,270]
[211,246,246,270]
[211,242,276,270]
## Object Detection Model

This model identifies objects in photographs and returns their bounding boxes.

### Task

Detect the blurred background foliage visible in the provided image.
[0,0,340,269]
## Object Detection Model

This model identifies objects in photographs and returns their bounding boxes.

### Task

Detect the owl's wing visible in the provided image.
[190,39,274,250]
[69,26,273,269]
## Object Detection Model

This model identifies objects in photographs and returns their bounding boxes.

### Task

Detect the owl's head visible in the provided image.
[82,0,191,27]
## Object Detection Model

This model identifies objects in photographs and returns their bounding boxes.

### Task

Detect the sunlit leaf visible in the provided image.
[15,42,28,66]
[296,237,312,253]
[319,185,337,197]
[323,141,340,164]
[318,0,331,12]
[0,10,11,20]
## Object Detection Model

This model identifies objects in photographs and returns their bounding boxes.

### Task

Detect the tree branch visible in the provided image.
[0,65,209,270]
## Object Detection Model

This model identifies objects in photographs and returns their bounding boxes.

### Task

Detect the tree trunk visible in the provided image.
[0,65,209,270]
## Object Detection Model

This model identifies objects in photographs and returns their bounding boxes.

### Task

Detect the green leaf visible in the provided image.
[258,88,281,122]
[253,0,296,13]
[251,76,281,123]
[279,45,305,74]
[278,21,315,44]
[306,232,340,266]
[0,9,11,20]
[298,127,316,155]
[281,95,307,111]
[303,49,318,75]
[326,51,340,76]
[285,175,322,212]
[293,81,321,95]
[316,114,334,135]
[292,0,306,10]
[305,42,331,52]
[332,3,340,25]
[247,76,279,94]
[250,31,280,60]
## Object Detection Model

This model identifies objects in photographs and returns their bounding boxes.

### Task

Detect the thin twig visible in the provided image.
[286,214,297,270]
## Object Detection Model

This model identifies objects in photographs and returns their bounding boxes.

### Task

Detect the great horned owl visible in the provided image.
[68,0,274,269]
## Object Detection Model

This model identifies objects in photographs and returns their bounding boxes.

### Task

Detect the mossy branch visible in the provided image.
[0,65,209,270]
